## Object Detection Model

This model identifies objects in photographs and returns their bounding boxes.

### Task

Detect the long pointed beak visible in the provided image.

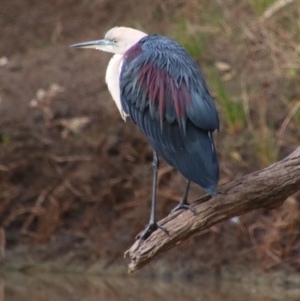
[70,39,113,50]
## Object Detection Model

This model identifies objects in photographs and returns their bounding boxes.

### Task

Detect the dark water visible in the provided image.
[1,272,299,301]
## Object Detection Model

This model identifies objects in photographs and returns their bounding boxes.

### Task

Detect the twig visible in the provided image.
[276,100,300,153]
[0,228,5,261]
[125,147,300,273]
[262,0,295,19]
[48,154,92,163]
[21,188,49,234]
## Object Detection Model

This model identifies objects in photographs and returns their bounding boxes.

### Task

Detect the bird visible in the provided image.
[71,27,219,242]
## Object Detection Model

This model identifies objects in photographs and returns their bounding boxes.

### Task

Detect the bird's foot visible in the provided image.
[135,222,168,250]
[171,201,195,214]
[136,222,168,240]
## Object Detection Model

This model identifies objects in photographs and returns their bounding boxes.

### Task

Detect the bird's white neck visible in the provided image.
[105,54,128,120]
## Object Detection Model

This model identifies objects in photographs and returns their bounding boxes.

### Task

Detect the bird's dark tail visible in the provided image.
[148,123,219,196]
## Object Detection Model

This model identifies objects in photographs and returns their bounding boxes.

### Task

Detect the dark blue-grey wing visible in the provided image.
[121,35,219,132]
[120,35,219,194]
[136,108,219,195]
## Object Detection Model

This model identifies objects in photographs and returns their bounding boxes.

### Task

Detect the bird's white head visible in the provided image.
[70,27,147,54]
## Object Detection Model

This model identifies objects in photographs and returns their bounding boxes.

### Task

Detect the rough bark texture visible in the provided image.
[125,147,300,273]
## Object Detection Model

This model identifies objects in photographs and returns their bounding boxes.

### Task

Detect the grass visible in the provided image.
[255,127,278,167]
[294,101,300,123]
[216,0,298,166]
[209,74,246,134]
[0,133,12,146]
[249,0,276,15]
[171,21,207,59]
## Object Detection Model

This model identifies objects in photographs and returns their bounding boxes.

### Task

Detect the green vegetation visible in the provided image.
[0,133,12,146]
[209,74,246,134]
[166,1,300,168]
[255,126,278,167]
[249,0,276,15]
[171,21,207,59]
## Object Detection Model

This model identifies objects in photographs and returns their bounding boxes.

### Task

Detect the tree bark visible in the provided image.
[125,147,300,273]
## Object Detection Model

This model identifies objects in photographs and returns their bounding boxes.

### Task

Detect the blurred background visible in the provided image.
[0,0,299,280]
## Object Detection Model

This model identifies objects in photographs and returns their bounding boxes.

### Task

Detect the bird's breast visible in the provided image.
[106,54,128,120]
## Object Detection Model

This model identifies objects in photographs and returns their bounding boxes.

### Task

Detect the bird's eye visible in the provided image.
[112,39,117,44]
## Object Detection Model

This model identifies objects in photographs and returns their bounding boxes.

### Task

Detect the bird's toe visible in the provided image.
[135,222,169,250]
[171,203,195,214]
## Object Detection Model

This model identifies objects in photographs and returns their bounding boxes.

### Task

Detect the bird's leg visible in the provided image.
[171,180,195,214]
[136,151,168,245]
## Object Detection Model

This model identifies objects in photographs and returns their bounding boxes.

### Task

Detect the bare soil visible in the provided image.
[0,0,299,277]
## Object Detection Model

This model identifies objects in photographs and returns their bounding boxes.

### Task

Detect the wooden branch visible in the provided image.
[125,147,300,273]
